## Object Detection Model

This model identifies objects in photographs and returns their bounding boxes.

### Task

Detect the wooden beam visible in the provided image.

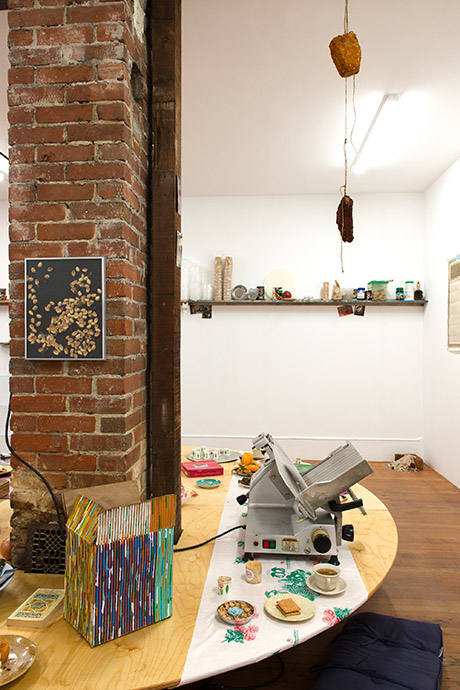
[148,0,182,538]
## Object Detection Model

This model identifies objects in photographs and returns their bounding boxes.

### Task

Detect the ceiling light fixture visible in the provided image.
[351,93,401,174]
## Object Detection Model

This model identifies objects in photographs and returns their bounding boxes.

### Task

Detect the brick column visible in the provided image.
[8,0,150,566]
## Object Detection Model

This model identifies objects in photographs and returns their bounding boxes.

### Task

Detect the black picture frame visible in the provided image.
[25,257,106,360]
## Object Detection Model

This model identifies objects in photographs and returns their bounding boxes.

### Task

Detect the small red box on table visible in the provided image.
[181,460,224,477]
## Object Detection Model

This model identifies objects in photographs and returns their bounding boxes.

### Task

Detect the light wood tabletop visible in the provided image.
[0,449,397,689]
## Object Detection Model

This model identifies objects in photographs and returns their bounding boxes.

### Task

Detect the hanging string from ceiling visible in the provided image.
[329,0,361,271]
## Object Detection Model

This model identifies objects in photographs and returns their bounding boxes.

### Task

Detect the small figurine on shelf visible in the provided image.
[414,282,424,300]
[331,280,342,301]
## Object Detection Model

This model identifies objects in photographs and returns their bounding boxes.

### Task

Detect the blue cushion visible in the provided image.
[312,612,443,690]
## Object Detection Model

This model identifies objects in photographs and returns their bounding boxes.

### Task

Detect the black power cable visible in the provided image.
[5,392,65,534]
[174,524,244,552]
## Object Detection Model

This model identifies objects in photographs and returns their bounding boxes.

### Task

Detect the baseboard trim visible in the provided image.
[181,434,423,462]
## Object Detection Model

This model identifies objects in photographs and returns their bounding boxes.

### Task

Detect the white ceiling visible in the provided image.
[2,5,460,201]
[182,0,460,197]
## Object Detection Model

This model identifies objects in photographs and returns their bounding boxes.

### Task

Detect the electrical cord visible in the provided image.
[174,524,245,552]
[204,654,285,690]
[5,392,65,534]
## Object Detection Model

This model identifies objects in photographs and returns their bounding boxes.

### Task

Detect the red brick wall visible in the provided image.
[8,0,150,566]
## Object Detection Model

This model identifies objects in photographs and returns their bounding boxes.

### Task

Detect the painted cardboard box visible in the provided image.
[64,493,175,646]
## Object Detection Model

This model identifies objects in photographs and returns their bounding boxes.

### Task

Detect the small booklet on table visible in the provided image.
[7,588,64,629]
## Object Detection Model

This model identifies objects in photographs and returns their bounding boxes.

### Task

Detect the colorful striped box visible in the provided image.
[64,493,175,646]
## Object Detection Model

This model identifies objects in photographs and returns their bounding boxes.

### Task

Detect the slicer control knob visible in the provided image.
[342,524,354,541]
[312,529,331,554]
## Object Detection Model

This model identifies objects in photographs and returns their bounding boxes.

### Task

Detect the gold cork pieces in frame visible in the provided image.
[25,257,106,360]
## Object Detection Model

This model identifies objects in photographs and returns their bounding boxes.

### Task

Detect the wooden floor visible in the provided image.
[187,462,460,690]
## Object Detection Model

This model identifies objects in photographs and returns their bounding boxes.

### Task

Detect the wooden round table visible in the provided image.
[0,449,397,689]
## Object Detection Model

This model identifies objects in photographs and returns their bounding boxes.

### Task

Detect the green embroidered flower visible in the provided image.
[268,566,316,601]
[222,629,245,644]
[234,556,246,565]
[333,607,351,621]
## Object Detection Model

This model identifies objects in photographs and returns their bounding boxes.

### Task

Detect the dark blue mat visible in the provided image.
[312,612,443,690]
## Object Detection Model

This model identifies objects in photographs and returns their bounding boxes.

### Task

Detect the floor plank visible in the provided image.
[187,462,460,690]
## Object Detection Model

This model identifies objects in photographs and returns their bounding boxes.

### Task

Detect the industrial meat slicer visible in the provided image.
[241,433,373,564]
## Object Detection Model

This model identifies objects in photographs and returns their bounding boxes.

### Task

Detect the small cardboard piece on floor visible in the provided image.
[61,480,141,517]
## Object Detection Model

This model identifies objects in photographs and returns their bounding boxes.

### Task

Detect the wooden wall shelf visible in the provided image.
[187,299,428,318]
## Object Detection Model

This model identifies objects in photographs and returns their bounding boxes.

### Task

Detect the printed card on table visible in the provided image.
[7,588,64,628]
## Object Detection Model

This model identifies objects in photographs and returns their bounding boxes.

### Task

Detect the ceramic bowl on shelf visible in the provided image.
[231,285,247,300]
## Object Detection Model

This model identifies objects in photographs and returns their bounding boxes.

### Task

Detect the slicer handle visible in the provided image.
[328,498,363,513]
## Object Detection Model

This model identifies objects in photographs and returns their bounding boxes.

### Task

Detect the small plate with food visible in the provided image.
[264,593,315,622]
[0,636,37,686]
[232,452,260,476]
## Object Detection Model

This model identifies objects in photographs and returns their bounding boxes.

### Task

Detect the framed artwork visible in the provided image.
[448,255,460,352]
[25,257,106,360]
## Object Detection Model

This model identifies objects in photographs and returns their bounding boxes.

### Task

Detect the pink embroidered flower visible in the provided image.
[233,624,259,641]
[243,625,259,641]
[322,608,339,627]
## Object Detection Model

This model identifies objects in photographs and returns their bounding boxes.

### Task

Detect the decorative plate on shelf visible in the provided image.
[263,268,297,301]
[0,636,37,687]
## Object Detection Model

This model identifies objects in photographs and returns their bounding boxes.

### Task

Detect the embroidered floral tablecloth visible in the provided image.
[180,473,368,685]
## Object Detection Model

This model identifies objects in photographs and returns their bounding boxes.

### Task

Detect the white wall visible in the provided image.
[423,159,460,488]
[181,193,425,461]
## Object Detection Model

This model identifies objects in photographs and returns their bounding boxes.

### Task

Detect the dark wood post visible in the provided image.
[148,0,182,537]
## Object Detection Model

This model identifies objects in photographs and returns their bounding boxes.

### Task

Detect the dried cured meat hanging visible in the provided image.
[329,0,361,269]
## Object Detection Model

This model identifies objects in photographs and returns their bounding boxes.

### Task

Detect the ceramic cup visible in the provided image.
[210,449,219,460]
[217,575,232,596]
[312,563,340,592]
[192,448,201,459]
[202,450,210,460]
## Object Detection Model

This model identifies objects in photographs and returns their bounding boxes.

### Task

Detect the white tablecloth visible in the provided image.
[181,474,368,685]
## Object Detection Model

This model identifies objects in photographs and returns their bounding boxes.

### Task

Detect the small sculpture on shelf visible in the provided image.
[331,280,342,301]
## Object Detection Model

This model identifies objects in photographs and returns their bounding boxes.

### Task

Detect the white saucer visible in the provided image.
[306,574,347,596]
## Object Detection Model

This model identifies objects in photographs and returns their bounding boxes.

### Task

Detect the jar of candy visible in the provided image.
[395,287,404,300]
[356,287,365,300]
[404,281,414,300]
